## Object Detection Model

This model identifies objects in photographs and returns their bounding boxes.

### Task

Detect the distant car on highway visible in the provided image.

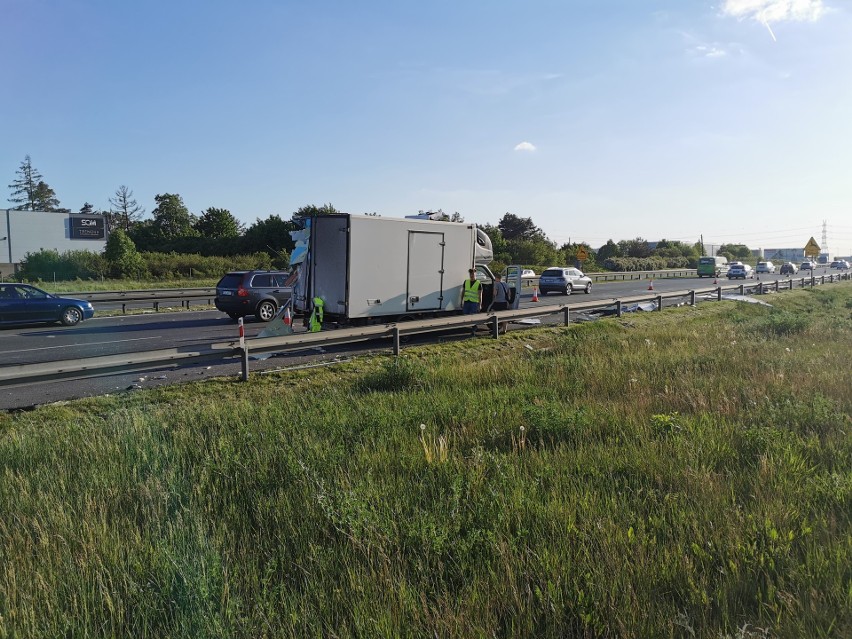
[830,259,849,270]
[755,261,775,274]
[502,268,536,279]
[800,261,815,271]
[0,283,94,326]
[214,270,292,322]
[779,262,798,275]
[538,267,592,295]
[727,264,752,279]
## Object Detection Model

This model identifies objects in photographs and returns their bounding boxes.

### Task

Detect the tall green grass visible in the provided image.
[1,285,850,638]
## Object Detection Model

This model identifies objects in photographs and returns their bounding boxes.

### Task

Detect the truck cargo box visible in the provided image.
[293,214,498,322]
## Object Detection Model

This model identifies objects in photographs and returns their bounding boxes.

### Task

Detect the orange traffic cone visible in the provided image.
[532,287,539,302]
[284,308,292,326]
[647,280,654,291]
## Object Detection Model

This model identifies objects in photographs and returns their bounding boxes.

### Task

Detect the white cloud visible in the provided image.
[689,44,729,58]
[722,0,825,24]
[514,141,536,152]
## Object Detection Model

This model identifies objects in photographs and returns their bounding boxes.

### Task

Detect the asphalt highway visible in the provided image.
[0,266,840,410]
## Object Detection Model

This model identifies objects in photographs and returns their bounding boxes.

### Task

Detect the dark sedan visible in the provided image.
[0,283,95,326]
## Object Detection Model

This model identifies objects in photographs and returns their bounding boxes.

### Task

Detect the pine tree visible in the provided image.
[33,181,61,211]
[8,155,44,210]
[108,185,145,231]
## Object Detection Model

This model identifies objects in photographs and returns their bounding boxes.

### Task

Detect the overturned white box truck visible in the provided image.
[291,214,522,326]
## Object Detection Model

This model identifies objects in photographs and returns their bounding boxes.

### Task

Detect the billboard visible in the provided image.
[70,215,106,240]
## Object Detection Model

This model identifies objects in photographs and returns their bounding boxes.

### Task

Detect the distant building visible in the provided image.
[0,209,108,277]
[761,248,806,263]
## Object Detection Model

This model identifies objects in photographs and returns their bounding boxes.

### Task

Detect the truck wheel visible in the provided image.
[256,300,277,322]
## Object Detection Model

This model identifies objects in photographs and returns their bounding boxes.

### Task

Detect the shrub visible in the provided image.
[140,252,273,279]
[603,256,690,271]
[18,249,109,281]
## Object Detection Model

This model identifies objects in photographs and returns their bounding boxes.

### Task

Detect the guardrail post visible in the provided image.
[238,318,249,381]
[392,326,400,356]
[689,290,695,306]
[810,275,815,287]
[563,308,570,325]
[154,301,159,312]
[490,315,499,339]
[758,282,764,295]
[774,280,779,292]
[121,303,126,314]
[241,345,250,381]
[656,295,662,311]
[716,287,722,301]
[821,275,825,285]
[616,300,623,317]
[739,284,744,295]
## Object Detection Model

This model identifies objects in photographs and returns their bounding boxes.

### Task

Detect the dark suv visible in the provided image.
[214,270,292,321]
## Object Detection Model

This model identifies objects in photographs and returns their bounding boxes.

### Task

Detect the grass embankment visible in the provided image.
[34,278,219,293]
[1,285,850,638]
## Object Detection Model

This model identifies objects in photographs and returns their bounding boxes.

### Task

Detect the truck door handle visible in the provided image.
[409,296,420,303]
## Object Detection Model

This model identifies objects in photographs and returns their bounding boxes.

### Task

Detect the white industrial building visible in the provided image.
[1,209,108,277]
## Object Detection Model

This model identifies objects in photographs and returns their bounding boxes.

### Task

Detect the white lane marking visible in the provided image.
[0,335,163,355]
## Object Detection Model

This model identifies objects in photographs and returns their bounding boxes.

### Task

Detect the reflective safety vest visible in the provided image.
[309,297,324,332]
[463,279,481,303]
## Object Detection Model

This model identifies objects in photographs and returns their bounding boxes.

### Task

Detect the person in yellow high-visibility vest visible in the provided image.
[309,297,324,332]
[461,268,481,336]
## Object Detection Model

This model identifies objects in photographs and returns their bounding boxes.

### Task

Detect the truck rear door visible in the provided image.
[406,231,445,311]
[311,216,349,316]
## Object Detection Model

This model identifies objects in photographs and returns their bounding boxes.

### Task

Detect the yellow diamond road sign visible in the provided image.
[576,247,589,261]
[804,237,821,258]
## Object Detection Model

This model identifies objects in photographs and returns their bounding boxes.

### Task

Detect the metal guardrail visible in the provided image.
[0,272,848,387]
[519,268,696,288]
[42,267,788,308]
[70,287,218,313]
[58,269,693,308]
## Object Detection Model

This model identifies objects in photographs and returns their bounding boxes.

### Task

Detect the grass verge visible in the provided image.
[1,284,850,638]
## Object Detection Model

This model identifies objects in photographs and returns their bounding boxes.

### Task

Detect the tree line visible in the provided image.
[7,155,754,281]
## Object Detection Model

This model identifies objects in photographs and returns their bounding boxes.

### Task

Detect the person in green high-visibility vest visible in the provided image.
[309,297,324,332]
[461,268,481,336]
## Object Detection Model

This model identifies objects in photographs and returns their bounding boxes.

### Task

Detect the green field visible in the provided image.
[1,285,850,638]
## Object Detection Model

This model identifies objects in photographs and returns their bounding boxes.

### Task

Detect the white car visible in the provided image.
[727,264,753,279]
[521,269,536,278]
[755,261,775,274]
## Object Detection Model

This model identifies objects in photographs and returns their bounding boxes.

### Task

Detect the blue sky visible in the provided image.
[3,0,851,254]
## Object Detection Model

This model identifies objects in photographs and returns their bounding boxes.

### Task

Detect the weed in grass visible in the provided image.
[752,310,811,337]
[357,357,426,393]
[419,423,449,464]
